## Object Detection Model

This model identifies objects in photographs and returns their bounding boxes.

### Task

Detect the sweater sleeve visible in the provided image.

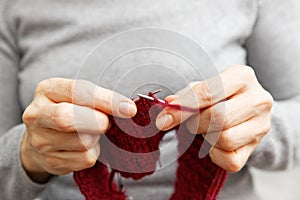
[0,1,55,199]
[245,0,300,170]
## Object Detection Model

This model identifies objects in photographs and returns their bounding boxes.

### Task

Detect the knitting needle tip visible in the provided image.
[133,89,162,102]
[137,93,166,103]
[137,93,154,101]
[151,89,163,95]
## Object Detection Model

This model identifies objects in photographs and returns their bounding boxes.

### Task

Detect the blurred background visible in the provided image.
[251,167,300,200]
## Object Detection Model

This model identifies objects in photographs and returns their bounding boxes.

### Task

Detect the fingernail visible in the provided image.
[156,114,174,130]
[119,102,136,117]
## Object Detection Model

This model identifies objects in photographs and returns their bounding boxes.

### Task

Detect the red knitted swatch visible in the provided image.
[74,92,227,200]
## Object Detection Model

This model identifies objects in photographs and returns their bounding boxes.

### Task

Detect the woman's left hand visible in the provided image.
[155,65,273,172]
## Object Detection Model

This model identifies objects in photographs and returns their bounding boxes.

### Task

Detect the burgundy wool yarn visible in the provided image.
[74,92,227,200]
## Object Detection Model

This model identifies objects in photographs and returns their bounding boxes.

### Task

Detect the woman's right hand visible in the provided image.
[21,78,137,183]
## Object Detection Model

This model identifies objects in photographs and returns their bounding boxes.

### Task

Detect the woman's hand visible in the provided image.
[21,78,137,183]
[156,65,273,172]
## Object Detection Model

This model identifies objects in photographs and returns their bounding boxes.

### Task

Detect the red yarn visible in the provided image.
[100,97,166,180]
[149,92,201,113]
[73,161,125,200]
[73,92,227,200]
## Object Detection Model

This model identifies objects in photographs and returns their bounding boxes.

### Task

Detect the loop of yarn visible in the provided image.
[74,92,227,200]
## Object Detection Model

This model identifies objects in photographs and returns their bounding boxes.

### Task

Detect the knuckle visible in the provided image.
[252,91,273,113]
[53,104,74,131]
[234,65,256,85]
[82,151,97,168]
[226,154,243,172]
[249,119,271,145]
[244,65,255,76]
[265,119,272,132]
[211,108,226,130]
[193,82,212,103]
[74,80,95,101]
[241,65,256,80]
[45,156,61,171]
[36,80,50,94]
[101,89,114,110]
[260,119,271,136]
[65,79,75,99]
[98,114,110,133]
[263,91,274,110]
[232,78,249,90]
[37,78,75,100]
[45,155,72,175]
[218,131,235,151]
[22,105,38,124]
[30,135,46,150]
[45,156,74,175]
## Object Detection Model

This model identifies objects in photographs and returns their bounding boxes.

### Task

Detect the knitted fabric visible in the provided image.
[100,97,166,180]
[74,92,227,200]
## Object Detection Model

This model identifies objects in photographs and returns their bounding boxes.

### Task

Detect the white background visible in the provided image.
[252,167,300,199]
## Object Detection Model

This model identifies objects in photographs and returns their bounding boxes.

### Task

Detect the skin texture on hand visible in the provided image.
[21,78,137,183]
[156,65,273,172]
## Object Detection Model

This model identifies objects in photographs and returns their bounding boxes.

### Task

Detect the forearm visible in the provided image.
[248,95,300,170]
[0,124,55,200]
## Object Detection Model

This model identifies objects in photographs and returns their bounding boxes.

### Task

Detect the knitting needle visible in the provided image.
[138,92,201,113]
[137,93,165,103]
[151,88,162,95]
[116,172,123,192]
[133,89,162,102]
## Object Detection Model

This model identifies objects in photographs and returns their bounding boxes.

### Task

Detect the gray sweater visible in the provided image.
[0,0,300,199]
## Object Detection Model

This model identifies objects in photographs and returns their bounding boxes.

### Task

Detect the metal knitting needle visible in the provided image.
[138,91,200,113]
[137,93,165,103]
[133,89,163,102]
[116,172,123,192]
[151,88,163,95]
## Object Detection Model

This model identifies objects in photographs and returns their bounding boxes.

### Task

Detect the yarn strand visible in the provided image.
[148,92,201,113]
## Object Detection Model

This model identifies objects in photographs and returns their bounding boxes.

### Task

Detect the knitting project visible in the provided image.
[74,92,227,200]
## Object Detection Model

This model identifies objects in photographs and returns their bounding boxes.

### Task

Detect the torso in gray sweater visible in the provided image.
[0,0,300,199]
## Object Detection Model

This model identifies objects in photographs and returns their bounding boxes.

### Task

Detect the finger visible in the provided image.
[29,128,101,151]
[165,95,177,102]
[39,102,110,134]
[46,145,100,173]
[156,66,255,130]
[186,93,257,134]
[203,114,270,151]
[37,78,137,118]
[209,142,257,172]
